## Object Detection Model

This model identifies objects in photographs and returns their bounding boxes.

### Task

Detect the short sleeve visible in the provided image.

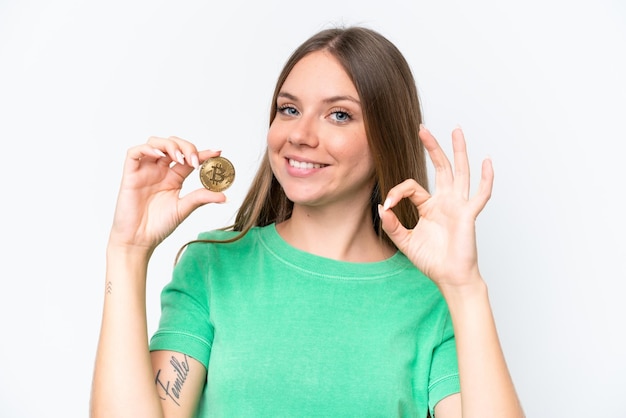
[149,240,214,368]
[427,311,460,414]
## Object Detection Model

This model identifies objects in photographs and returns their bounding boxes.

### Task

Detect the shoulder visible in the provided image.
[172,227,265,278]
[195,224,273,242]
[196,228,243,241]
[181,225,268,260]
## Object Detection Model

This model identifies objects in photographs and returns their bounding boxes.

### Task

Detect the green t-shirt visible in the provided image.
[150,224,459,417]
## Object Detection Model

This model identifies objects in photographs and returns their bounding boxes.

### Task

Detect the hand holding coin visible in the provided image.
[199,156,235,192]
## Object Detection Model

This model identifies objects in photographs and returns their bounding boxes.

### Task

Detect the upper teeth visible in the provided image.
[289,159,324,169]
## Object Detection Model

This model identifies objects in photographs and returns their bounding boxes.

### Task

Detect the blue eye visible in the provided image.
[331,110,351,122]
[278,105,299,116]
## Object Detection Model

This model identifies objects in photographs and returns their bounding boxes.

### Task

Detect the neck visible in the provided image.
[275,201,395,263]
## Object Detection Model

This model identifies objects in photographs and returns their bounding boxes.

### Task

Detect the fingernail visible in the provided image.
[153,148,166,157]
[377,204,384,218]
[383,198,392,210]
[176,150,185,164]
[191,154,199,169]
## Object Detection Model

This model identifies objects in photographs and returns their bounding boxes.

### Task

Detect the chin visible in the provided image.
[277,179,321,202]
[283,194,323,207]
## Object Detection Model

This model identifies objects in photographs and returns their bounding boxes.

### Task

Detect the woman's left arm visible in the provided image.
[378,126,524,418]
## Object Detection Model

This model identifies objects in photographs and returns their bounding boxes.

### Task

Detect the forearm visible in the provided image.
[90,247,163,418]
[441,279,524,418]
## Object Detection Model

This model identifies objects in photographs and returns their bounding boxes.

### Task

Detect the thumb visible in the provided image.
[178,189,227,219]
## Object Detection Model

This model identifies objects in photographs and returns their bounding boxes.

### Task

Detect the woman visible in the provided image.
[91,26,524,417]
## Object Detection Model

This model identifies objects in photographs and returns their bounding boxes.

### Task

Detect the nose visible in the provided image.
[288,115,319,147]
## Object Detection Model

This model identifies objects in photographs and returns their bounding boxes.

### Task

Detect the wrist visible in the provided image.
[106,241,153,265]
[437,275,489,305]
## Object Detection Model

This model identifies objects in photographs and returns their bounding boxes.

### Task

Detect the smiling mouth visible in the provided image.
[288,159,327,169]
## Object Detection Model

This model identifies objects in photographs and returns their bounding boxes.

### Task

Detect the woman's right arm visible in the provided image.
[90,137,225,418]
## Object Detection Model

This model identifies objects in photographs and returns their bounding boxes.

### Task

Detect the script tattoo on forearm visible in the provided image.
[155,354,191,406]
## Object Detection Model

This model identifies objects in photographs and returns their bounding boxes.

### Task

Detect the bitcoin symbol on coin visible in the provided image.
[210,164,225,184]
[199,156,235,192]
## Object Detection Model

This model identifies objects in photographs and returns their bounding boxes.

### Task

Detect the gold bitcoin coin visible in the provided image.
[199,156,235,192]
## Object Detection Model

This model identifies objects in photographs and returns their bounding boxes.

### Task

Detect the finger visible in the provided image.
[178,188,228,220]
[451,127,470,199]
[197,149,223,163]
[468,157,494,215]
[145,136,184,165]
[125,143,171,168]
[169,148,222,179]
[383,179,431,210]
[377,204,411,251]
[169,136,205,169]
[146,136,201,168]
[419,125,453,190]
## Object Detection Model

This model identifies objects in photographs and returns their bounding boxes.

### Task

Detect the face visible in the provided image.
[267,50,375,209]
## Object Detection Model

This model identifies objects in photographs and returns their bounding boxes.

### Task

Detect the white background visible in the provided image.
[1,0,625,416]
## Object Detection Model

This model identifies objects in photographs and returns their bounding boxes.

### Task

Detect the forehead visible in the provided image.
[281,51,359,99]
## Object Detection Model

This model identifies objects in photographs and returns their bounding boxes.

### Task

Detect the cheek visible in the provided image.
[350,139,376,176]
[334,132,372,162]
[266,122,284,153]
[266,125,283,174]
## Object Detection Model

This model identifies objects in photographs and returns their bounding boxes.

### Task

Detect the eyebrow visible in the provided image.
[277,92,361,106]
